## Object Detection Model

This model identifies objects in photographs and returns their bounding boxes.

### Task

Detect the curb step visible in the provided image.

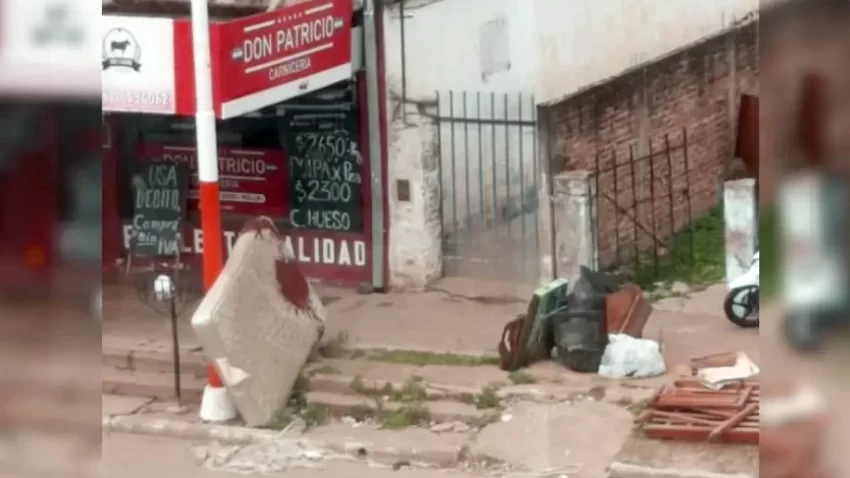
[306,391,496,427]
[102,345,207,377]
[102,414,279,445]
[606,462,755,478]
[102,414,479,469]
[100,349,511,425]
[307,373,481,403]
[102,349,503,405]
[102,366,206,402]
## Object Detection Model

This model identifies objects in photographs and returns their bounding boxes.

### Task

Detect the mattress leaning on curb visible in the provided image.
[192,218,326,427]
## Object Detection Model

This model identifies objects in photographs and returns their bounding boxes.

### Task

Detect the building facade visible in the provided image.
[98,0,760,291]
[380,0,759,287]
[100,0,393,289]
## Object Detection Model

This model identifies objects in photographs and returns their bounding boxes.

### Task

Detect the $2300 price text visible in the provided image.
[293,178,355,203]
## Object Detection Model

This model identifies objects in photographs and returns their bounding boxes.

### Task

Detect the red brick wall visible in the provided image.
[540,21,759,266]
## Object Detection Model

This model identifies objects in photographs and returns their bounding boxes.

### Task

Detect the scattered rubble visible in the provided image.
[340,416,361,427]
[193,439,337,475]
[670,281,691,295]
[635,352,761,444]
[429,421,471,434]
[637,378,759,444]
[692,352,759,390]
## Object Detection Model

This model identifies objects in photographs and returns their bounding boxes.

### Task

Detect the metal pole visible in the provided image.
[363,0,386,289]
[399,0,407,122]
[169,283,183,407]
[171,242,184,407]
[647,138,659,280]
[190,0,235,422]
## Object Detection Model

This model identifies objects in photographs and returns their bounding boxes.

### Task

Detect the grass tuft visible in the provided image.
[630,205,726,290]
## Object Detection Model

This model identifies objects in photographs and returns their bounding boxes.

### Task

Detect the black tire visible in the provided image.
[723,285,760,328]
[783,311,823,352]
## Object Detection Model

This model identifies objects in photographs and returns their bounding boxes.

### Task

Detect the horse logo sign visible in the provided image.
[102,27,141,71]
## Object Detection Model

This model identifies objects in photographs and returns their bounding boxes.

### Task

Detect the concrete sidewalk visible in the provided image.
[322,278,530,354]
[102,278,766,477]
[104,277,754,362]
[103,389,644,478]
[323,281,760,365]
[102,277,530,358]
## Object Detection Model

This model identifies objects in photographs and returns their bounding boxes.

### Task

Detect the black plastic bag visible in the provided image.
[541,268,625,373]
[550,307,609,373]
[572,266,626,303]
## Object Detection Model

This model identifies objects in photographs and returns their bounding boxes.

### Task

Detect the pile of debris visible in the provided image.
[636,379,759,444]
[497,267,654,376]
[636,352,761,444]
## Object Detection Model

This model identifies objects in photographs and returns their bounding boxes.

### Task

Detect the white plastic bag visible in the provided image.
[598,334,666,379]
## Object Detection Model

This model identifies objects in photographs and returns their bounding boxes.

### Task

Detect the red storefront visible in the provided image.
[102,0,389,288]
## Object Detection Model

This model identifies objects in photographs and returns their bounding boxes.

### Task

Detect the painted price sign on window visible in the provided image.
[136,144,288,216]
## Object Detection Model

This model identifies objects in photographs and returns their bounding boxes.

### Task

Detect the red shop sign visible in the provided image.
[214,0,353,119]
[136,144,288,216]
[118,221,371,286]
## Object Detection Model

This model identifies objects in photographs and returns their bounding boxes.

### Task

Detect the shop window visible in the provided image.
[124,114,286,221]
[113,80,366,237]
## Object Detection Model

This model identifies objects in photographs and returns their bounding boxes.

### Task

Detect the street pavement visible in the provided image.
[99,287,850,477]
[101,280,769,478]
[103,432,490,478]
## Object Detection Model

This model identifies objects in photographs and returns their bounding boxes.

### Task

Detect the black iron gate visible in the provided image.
[434,91,539,284]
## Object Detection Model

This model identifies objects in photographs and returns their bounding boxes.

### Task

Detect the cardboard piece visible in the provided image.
[696,352,760,390]
[605,284,652,338]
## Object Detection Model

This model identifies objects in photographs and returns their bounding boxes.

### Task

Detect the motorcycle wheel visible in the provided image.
[723,285,760,328]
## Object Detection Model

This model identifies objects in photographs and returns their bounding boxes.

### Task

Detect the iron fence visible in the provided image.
[590,128,702,286]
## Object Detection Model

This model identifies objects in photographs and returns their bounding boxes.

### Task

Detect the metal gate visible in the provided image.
[434,91,539,284]
[590,129,704,287]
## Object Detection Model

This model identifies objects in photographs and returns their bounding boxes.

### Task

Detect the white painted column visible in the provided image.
[552,170,598,283]
[190,0,236,423]
[536,107,555,286]
[723,178,758,285]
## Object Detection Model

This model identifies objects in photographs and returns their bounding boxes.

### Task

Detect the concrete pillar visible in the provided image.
[552,170,598,283]
[386,107,442,291]
[723,178,757,285]
[536,107,555,286]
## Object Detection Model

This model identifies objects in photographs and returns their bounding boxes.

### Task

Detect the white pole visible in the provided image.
[190,0,237,423]
[190,0,218,185]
